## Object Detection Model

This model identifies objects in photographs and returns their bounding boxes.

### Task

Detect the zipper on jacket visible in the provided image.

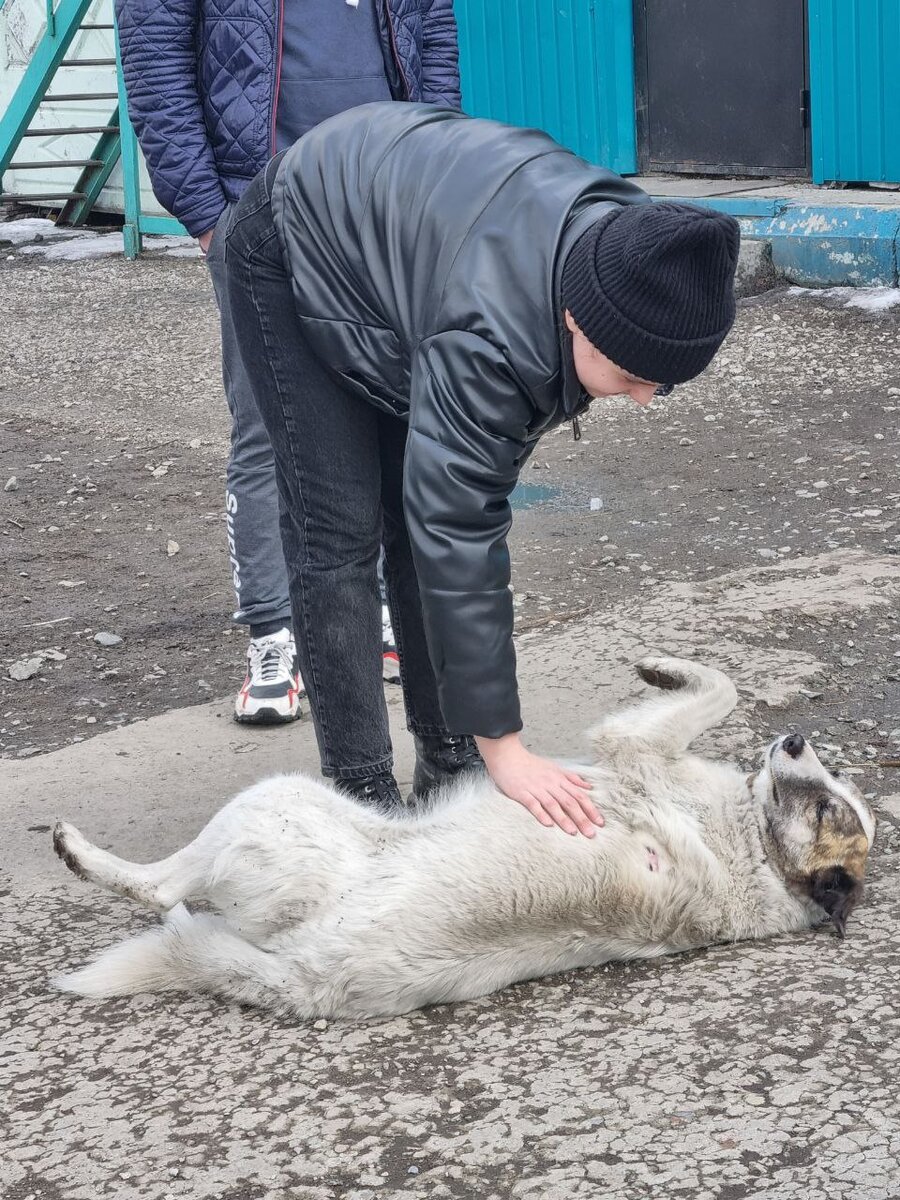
[270,0,286,154]
[572,416,582,441]
[381,0,411,99]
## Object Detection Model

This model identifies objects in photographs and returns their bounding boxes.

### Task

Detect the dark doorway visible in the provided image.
[633,0,810,177]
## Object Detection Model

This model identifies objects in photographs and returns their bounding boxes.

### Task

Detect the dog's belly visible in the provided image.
[258,823,698,1015]
[201,785,730,1016]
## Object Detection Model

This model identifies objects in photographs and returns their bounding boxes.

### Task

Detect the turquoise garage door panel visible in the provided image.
[454,0,638,174]
[809,0,900,183]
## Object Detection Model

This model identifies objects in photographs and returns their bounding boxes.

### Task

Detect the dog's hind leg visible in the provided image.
[591,656,738,758]
[55,906,326,1017]
[53,821,210,913]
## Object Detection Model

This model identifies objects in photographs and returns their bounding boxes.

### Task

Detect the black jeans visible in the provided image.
[225,163,449,782]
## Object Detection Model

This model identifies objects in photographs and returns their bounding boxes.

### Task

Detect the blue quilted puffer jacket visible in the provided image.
[114,0,461,237]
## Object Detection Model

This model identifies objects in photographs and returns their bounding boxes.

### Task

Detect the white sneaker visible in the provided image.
[382,603,400,682]
[234,628,305,724]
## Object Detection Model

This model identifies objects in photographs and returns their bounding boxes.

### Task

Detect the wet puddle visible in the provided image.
[511,482,601,512]
[511,482,563,510]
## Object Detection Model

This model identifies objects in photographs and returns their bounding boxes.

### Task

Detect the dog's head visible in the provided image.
[749,733,876,937]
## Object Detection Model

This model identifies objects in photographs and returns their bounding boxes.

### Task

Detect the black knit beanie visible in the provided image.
[561,202,741,385]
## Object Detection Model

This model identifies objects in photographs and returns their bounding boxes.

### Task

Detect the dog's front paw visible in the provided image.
[635,657,691,692]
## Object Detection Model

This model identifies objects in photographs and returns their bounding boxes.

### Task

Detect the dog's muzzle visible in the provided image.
[781,733,806,759]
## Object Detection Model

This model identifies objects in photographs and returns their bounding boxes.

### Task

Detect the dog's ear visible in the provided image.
[808,866,863,938]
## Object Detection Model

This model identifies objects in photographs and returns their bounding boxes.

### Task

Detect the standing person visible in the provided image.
[114,0,460,723]
[225,104,741,826]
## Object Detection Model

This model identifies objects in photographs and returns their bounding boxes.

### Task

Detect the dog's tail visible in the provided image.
[54,905,207,997]
[52,905,294,1008]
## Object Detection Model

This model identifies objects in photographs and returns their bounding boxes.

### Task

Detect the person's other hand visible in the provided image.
[197,228,215,255]
[475,733,603,837]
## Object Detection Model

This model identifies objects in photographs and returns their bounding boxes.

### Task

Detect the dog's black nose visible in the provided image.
[782,733,805,759]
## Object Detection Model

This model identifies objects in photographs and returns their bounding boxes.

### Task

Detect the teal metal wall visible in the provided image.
[454,0,638,174]
[809,0,900,183]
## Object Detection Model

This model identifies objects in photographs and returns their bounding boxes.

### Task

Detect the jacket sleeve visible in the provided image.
[404,332,535,738]
[419,0,462,109]
[114,0,228,236]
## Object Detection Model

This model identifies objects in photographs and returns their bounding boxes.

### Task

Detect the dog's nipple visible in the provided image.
[646,846,661,873]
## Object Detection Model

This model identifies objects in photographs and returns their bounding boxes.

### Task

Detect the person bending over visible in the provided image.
[225,103,739,835]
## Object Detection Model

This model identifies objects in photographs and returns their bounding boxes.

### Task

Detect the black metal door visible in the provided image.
[634,0,810,177]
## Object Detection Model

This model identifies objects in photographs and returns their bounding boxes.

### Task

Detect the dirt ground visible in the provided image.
[1,229,899,765]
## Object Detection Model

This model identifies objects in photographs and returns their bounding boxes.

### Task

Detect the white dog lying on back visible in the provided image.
[54,657,875,1019]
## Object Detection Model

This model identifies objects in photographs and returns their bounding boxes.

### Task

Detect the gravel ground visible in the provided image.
[2,241,898,761]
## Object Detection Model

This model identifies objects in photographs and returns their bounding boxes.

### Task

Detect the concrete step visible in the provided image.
[634,175,900,292]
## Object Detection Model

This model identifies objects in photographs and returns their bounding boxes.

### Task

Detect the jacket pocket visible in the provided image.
[199,17,272,175]
[299,316,409,417]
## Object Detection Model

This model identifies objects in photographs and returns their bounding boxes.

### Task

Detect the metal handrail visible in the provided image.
[11,158,104,169]
[0,191,88,200]
[20,125,118,136]
[45,93,119,101]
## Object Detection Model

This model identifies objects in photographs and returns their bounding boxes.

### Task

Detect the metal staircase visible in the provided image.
[0,0,185,256]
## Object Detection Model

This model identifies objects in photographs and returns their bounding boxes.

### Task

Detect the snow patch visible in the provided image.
[151,240,201,258]
[843,287,900,311]
[19,234,125,261]
[1,220,198,260]
[788,284,900,312]
[0,217,81,246]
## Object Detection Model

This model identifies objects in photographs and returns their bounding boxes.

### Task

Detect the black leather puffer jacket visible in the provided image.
[271,103,650,737]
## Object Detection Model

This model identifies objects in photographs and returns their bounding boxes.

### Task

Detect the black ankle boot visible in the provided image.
[412,734,485,801]
[338,772,403,812]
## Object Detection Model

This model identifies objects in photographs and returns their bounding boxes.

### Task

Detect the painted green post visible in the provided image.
[113,14,141,258]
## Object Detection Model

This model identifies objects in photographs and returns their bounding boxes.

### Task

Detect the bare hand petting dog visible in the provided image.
[475,733,602,837]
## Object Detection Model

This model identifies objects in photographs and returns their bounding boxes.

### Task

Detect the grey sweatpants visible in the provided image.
[206,204,293,632]
[206,204,388,633]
